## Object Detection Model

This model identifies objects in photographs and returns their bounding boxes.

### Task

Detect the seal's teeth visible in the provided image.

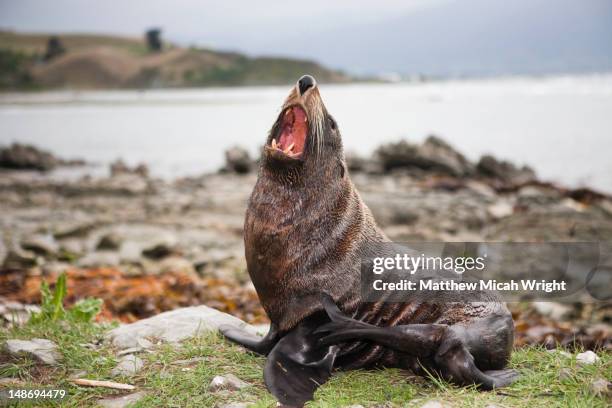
[284,143,295,153]
[271,139,277,149]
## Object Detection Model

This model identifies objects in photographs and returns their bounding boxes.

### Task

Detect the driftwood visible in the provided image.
[70,378,135,390]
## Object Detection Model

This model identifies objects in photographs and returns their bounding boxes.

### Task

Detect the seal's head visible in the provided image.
[263,75,343,179]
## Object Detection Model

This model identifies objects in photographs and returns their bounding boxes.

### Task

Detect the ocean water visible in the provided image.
[1,75,611,192]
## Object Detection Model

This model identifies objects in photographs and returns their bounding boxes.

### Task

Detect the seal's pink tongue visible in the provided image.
[278,106,307,156]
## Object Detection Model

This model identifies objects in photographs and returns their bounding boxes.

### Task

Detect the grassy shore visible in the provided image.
[1,316,610,408]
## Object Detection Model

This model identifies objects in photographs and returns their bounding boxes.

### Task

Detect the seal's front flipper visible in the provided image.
[220,323,280,356]
[265,314,338,407]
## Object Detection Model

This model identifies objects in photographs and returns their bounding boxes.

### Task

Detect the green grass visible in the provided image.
[1,320,610,408]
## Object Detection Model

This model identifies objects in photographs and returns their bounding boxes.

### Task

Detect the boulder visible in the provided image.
[476,154,536,185]
[21,234,59,257]
[223,146,253,174]
[0,143,58,171]
[107,305,260,350]
[110,159,149,178]
[375,136,473,177]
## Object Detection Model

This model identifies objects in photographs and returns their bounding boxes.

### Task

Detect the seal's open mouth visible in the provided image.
[270,105,308,158]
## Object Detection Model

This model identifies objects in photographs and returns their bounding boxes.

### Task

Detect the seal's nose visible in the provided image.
[298,75,316,95]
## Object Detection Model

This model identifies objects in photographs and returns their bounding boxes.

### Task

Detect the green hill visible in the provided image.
[0,31,350,90]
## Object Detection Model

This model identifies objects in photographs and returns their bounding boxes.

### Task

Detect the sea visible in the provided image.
[1,74,611,192]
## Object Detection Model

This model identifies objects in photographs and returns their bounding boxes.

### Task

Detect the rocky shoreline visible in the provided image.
[1,138,611,349]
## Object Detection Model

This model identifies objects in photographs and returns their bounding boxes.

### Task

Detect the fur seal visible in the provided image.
[221,75,517,406]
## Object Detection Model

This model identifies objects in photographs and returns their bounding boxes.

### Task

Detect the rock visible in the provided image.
[487,201,514,219]
[111,354,144,377]
[21,234,59,257]
[546,349,571,358]
[77,251,120,267]
[142,243,175,259]
[208,374,249,392]
[345,151,376,173]
[517,186,562,206]
[558,368,572,381]
[97,391,147,408]
[0,299,41,326]
[2,248,38,269]
[589,378,611,397]
[532,302,572,321]
[107,305,260,350]
[476,154,536,185]
[110,159,149,178]
[576,350,600,365]
[0,143,59,171]
[420,401,451,408]
[376,136,473,177]
[224,146,253,174]
[96,233,122,250]
[5,338,62,364]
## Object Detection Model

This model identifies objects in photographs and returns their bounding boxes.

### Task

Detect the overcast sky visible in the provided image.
[0,0,442,51]
[1,0,610,76]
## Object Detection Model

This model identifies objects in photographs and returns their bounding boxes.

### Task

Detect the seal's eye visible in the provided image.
[329,117,337,131]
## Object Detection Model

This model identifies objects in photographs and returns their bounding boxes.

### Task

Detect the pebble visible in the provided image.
[111,354,144,377]
[420,401,451,408]
[208,374,249,392]
[589,378,611,397]
[576,350,600,365]
[97,391,147,408]
[216,403,249,408]
[4,338,62,365]
[558,368,572,381]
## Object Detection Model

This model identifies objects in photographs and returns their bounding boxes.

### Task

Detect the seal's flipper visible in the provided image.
[434,338,519,390]
[264,314,338,406]
[220,323,280,356]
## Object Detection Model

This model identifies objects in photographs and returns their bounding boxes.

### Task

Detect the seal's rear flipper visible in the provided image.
[220,323,280,356]
[265,314,338,407]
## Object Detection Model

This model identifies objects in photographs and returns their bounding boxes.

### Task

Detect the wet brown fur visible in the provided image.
[245,82,514,371]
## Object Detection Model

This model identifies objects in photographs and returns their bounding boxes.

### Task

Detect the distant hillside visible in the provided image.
[0,31,349,90]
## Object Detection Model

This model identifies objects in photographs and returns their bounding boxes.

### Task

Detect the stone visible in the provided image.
[0,143,59,171]
[533,302,572,321]
[208,374,249,392]
[420,401,451,408]
[476,154,536,185]
[111,354,144,377]
[576,350,600,365]
[77,251,120,268]
[97,233,122,250]
[2,248,38,269]
[589,378,611,397]
[487,201,514,219]
[224,146,253,174]
[376,136,473,177]
[5,338,62,364]
[97,391,147,408]
[110,159,149,178]
[558,368,572,381]
[107,305,260,350]
[21,234,59,256]
[546,349,571,358]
